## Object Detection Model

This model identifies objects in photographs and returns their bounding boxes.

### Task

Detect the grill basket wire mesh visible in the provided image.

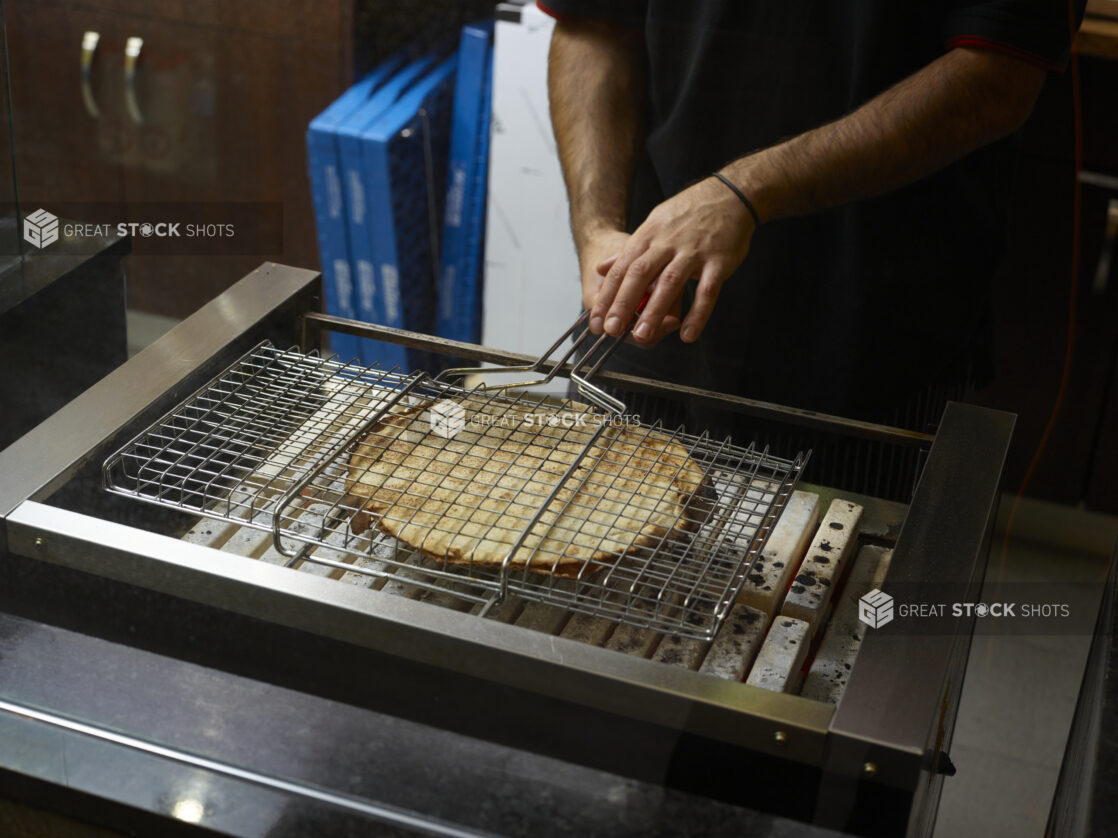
[104,342,808,640]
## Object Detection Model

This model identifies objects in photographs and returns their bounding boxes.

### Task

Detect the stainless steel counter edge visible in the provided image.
[6,499,834,765]
[0,262,321,527]
[0,697,487,838]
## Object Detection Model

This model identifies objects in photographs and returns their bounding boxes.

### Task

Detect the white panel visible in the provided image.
[483,2,581,357]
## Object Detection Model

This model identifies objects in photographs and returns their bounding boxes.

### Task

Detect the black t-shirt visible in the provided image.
[540,0,1080,420]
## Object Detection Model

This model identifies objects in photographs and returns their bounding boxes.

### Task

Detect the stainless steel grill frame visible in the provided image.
[103,342,806,639]
[0,263,1016,837]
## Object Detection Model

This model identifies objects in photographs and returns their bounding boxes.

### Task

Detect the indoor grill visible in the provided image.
[0,263,1017,837]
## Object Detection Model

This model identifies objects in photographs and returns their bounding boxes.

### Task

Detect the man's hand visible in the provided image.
[579,228,629,310]
[580,227,681,346]
[590,176,756,344]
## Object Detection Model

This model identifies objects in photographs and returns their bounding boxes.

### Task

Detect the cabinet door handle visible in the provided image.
[1093,200,1118,295]
[124,36,144,124]
[80,30,100,118]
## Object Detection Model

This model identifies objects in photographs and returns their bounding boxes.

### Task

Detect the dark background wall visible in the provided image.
[973,52,1118,512]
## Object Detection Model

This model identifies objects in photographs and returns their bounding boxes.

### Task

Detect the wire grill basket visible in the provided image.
[104,342,807,639]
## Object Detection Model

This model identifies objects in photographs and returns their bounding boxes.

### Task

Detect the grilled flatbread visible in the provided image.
[343,395,709,576]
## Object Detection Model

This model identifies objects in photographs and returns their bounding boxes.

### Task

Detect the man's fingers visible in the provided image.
[631,254,697,343]
[595,253,619,275]
[591,236,658,332]
[680,261,726,343]
[652,313,682,343]
[589,246,643,332]
[603,247,672,336]
[623,312,680,348]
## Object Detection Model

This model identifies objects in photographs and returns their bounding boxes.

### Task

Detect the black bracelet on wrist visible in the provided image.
[711,172,762,229]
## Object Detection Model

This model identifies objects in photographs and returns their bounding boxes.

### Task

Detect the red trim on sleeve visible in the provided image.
[537,1,572,22]
[945,35,1063,72]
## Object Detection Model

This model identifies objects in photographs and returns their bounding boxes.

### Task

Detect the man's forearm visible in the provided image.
[723,47,1046,222]
[591,46,1047,341]
[548,20,645,248]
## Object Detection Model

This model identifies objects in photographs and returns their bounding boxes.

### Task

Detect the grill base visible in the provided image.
[0,265,1015,838]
